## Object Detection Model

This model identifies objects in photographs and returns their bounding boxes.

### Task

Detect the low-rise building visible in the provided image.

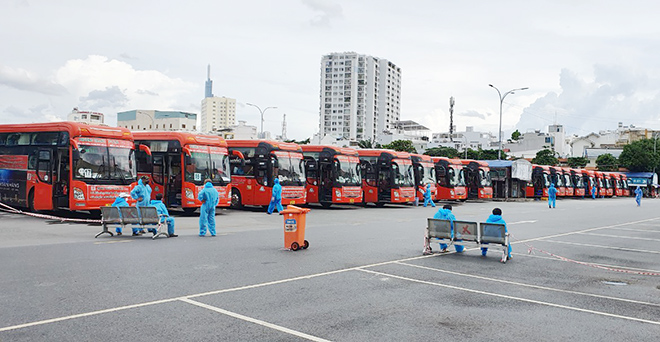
[67,108,104,125]
[117,110,197,131]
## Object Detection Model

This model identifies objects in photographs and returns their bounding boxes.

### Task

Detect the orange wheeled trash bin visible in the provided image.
[280,205,310,251]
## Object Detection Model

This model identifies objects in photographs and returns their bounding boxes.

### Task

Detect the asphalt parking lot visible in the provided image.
[0,197,659,341]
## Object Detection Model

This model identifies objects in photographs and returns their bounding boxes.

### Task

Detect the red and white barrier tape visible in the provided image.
[0,202,102,224]
[511,234,660,276]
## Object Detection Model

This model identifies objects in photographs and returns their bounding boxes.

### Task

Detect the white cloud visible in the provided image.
[0,64,67,95]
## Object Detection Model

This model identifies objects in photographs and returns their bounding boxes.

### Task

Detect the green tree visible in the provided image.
[531,149,559,166]
[618,138,660,172]
[511,130,521,141]
[595,153,618,171]
[480,149,506,160]
[284,138,311,145]
[423,146,459,158]
[465,148,480,160]
[381,140,417,153]
[357,140,373,149]
[567,157,589,168]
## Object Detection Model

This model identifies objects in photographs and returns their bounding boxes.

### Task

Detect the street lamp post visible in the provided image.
[246,103,277,139]
[489,84,528,160]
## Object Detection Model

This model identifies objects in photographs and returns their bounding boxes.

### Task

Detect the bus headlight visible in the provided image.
[73,187,85,200]
[185,188,194,199]
[393,191,399,198]
[450,190,454,196]
[335,190,341,198]
[480,190,484,195]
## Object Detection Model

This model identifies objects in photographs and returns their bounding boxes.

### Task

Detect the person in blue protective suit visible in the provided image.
[591,183,597,199]
[481,208,511,258]
[433,204,464,253]
[150,193,177,237]
[267,178,284,214]
[130,176,156,236]
[634,186,643,206]
[111,192,135,236]
[548,183,557,209]
[423,184,436,208]
[198,178,219,236]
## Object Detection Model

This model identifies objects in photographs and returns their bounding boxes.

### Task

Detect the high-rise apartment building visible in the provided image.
[319,52,402,142]
[200,65,236,133]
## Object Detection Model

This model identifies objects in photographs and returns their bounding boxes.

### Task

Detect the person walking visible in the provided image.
[423,184,436,207]
[548,183,557,208]
[130,176,155,236]
[591,182,597,199]
[267,178,284,214]
[198,178,219,236]
[433,204,464,253]
[481,207,511,259]
[150,193,177,237]
[635,186,643,207]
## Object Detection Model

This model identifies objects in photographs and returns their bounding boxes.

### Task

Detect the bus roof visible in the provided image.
[301,145,358,156]
[461,159,490,168]
[431,156,463,165]
[357,149,411,159]
[410,153,433,163]
[226,140,302,152]
[0,121,132,140]
[581,169,595,176]
[133,131,227,147]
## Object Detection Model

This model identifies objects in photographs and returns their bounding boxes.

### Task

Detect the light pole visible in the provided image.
[246,103,277,139]
[489,84,528,160]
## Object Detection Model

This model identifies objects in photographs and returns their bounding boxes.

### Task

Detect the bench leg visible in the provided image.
[95,224,114,238]
[152,223,169,240]
[423,235,433,255]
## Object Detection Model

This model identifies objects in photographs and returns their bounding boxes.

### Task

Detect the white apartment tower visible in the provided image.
[319,52,401,142]
[200,65,236,133]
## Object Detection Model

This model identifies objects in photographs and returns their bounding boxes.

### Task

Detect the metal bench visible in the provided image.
[423,218,510,263]
[97,206,168,239]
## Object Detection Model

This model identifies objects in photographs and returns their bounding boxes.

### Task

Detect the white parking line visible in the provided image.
[578,232,660,242]
[394,262,660,307]
[512,252,660,273]
[543,240,660,254]
[356,268,660,326]
[179,298,332,342]
[610,227,660,233]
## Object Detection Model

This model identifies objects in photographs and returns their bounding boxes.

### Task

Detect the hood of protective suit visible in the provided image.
[137,178,144,186]
[486,214,505,224]
[549,183,555,189]
[112,197,128,206]
[204,181,214,188]
[426,184,430,189]
[274,178,280,185]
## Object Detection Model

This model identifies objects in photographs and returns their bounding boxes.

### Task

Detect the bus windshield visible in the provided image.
[574,175,584,187]
[563,174,572,187]
[479,169,492,187]
[274,153,305,186]
[421,164,435,186]
[335,157,361,186]
[450,167,466,186]
[392,161,414,187]
[75,145,136,183]
[543,173,551,187]
[210,152,231,184]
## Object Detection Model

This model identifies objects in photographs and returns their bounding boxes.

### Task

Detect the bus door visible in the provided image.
[304,158,319,203]
[360,160,378,203]
[34,148,54,211]
[150,154,166,202]
[319,161,334,202]
[167,154,182,207]
[54,148,70,208]
[377,162,391,202]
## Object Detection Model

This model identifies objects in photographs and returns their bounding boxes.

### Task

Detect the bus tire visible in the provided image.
[361,192,368,207]
[376,202,386,208]
[28,189,36,212]
[183,207,197,215]
[321,202,332,209]
[89,210,101,219]
[231,189,243,209]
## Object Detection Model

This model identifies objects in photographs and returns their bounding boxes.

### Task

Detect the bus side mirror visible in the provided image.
[72,149,80,162]
[182,146,192,157]
[139,144,152,156]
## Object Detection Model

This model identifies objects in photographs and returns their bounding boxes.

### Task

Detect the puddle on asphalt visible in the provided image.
[601,280,628,286]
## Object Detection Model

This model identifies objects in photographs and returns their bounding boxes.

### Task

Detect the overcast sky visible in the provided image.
[2,0,660,140]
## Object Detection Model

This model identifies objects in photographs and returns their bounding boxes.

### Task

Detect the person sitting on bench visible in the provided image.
[433,204,464,253]
[480,207,511,258]
[149,193,178,237]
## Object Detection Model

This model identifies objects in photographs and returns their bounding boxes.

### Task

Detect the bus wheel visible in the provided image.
[321,202,332,209]
[231,189,243,209]
[28,190,36,212]
[89,210,101,219]
[183,207,197,215]
[361,192,368,207]
[376,202,386,208]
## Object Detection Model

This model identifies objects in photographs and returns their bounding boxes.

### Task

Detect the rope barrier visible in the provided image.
[0,202,102,224]
[511,234,660,276]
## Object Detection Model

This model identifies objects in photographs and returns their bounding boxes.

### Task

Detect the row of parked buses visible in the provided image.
[526,164,631,199]
[0,122,632,216]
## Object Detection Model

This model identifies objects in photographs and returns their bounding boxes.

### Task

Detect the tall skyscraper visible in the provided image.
[205,64,213,98]
[201,65,236,132]
[319,52,402,142]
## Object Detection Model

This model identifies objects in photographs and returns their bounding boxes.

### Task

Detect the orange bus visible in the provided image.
[0,122,138,214]
[301,145,362,207]
[594,171,607,197]
[609,172,623,197]
[227,140,306,208]
[582,169,596,197]
[561,167,574,197]
[357,149,415,206]
[621,174,630,196]
[461,159,493,199]
[550,166,566,197]
[410,154,437,202]
[133,132,231,213]
[570,168,585,197]
[432,157,467,200]
[526,164,551,198]
[602,172,614,197]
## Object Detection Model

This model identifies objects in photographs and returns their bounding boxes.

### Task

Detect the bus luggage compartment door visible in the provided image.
[34,149,54,211]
